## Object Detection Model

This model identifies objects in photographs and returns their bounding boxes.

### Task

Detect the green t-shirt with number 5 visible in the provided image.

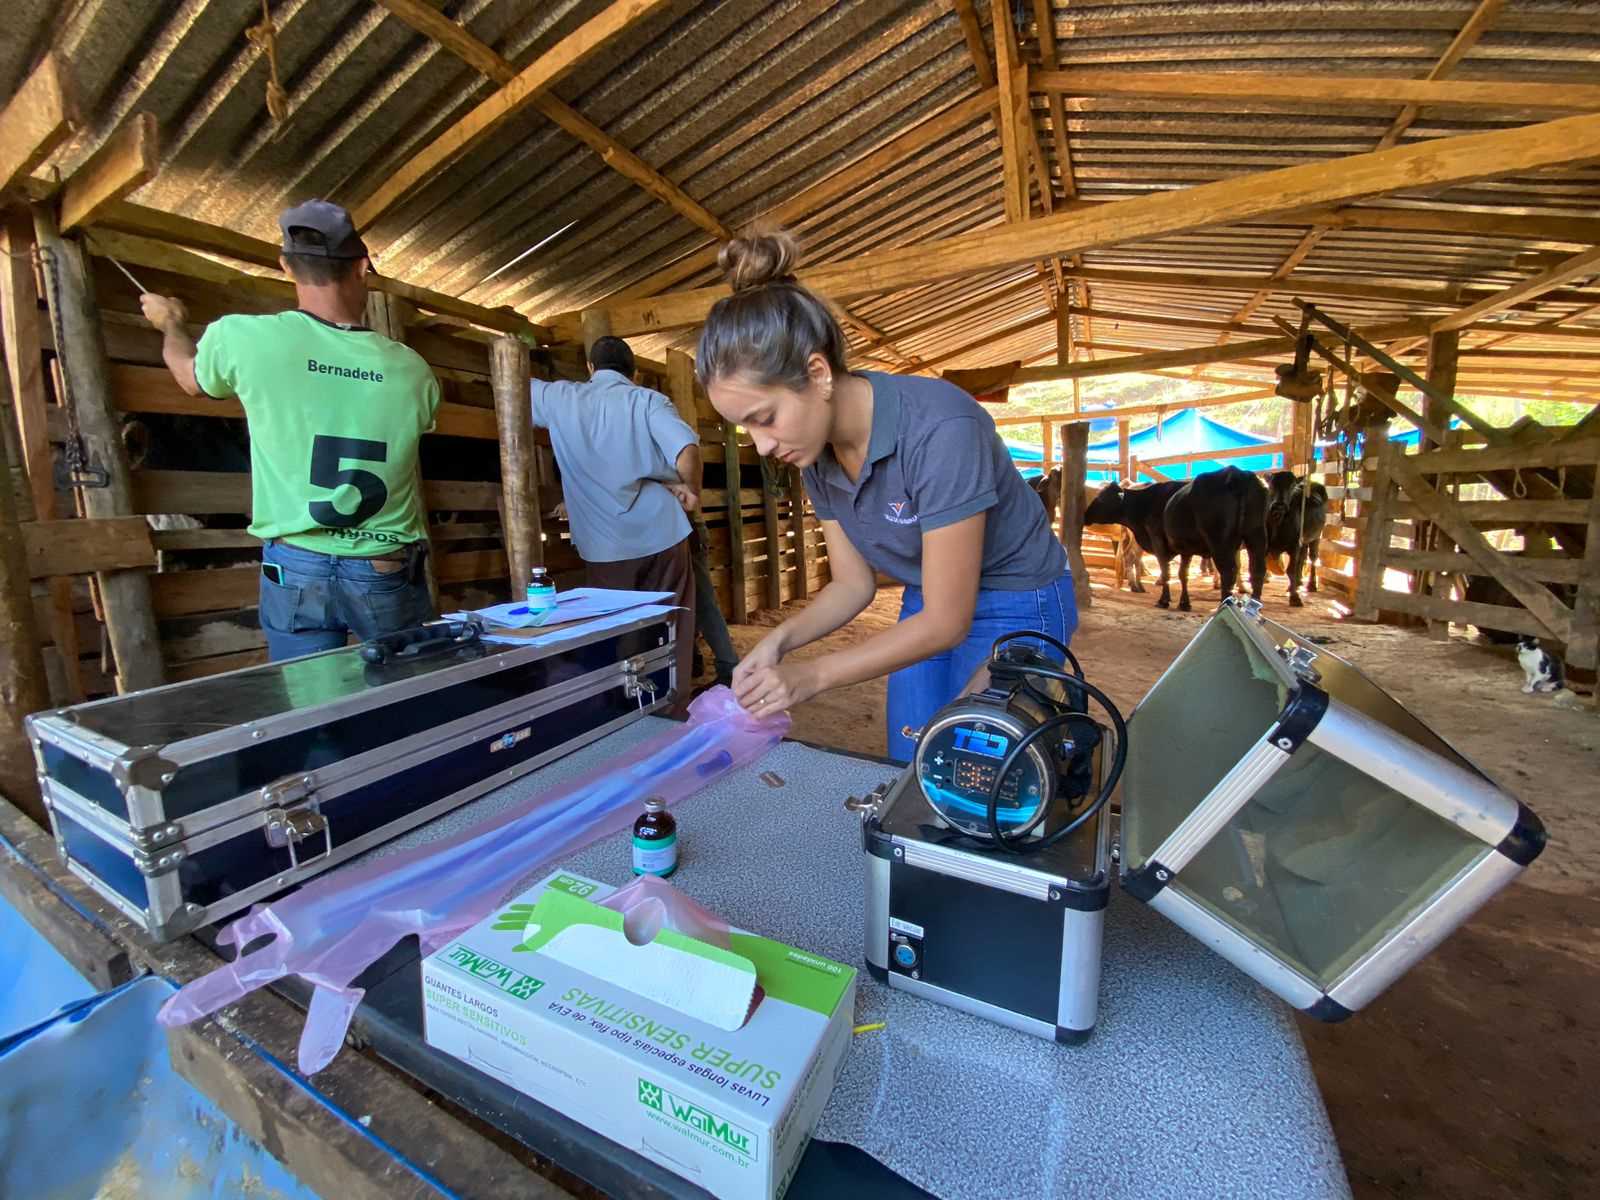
[194,310,441,557]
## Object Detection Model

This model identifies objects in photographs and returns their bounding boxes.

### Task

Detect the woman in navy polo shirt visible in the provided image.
[696,230,1075,761]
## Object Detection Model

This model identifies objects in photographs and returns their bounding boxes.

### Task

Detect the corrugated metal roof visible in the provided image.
[8,0,1599,397]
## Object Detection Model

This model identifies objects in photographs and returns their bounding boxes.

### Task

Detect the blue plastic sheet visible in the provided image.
[0,972,326,1200]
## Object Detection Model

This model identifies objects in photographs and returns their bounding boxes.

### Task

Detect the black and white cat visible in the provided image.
[1516,636,1565,694]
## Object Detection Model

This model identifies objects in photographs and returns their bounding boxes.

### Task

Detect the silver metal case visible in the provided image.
[26,615,675,942]
[1119,597,1544,1020]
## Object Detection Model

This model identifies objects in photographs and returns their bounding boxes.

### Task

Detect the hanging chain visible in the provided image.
[246,0,291,139]
[36,242,110,489]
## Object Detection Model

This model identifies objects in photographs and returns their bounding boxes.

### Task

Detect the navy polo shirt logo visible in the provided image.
[885,500,918,525]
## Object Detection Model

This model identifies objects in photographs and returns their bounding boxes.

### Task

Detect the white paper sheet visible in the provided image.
[477,604,680,646]
[449,587,674,630]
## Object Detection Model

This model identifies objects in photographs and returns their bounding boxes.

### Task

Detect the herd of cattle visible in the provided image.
[1031,465,1329,611]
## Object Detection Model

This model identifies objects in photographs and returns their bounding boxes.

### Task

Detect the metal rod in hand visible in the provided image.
[102,251,150,296]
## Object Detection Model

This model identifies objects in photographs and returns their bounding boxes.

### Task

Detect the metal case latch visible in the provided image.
[622,655,658,709]
[262,774,332,868]
[844,781,891,819]
[1278,642,1323,684]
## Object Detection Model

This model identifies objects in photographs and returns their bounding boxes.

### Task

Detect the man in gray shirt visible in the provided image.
[532,337,700,708]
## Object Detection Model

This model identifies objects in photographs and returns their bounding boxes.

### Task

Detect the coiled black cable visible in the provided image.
[978,665,1127,855]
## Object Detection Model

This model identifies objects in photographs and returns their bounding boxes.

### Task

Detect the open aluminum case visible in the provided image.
[25,615,675,942]
[1119,597,1545,1020]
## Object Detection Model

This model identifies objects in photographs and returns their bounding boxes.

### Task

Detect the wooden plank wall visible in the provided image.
[699,433,831,623]
[1310,440,1363,604]
[1354,426,1599,666]
[18,252,829,692]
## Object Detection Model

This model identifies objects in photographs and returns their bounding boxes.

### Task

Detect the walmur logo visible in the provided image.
[637,1078,757,1161]
[445,943,544,1001]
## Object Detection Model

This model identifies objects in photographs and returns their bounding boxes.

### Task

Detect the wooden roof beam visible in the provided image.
[1432,246,1600,333]
[355,0,675,229]
[84,201,553,342]
[607,88,999,303]
[982,0,1055,310]
[1212,0,1505,343]
[1033,68,1600,111]
[589,129,1598,313]
[1068,265,1597,310]
[1472,301,1600,351]
[58,113,158,233]
[1273,205,1600,247]
[1373,0,1507,151]
[1032,0,1087,347]
[950,1,995,88]
[1066,304,1280,339]
[375,0,728,242]
[1009,317,1430,384]
[0,53,77,194]
[377,0,926,365]
[556,109,1600,338]
[992,0,1028,225]
[990,387,1280,427]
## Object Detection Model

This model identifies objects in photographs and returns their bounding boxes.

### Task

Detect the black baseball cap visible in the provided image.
[279,199,369,260]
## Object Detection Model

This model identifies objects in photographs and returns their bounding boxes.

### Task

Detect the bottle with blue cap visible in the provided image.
[525,566,557,624]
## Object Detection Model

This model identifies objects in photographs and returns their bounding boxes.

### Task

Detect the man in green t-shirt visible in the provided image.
[140,200,440,661]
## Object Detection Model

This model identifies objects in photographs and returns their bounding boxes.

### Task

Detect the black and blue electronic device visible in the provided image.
[859,633,1127,1042]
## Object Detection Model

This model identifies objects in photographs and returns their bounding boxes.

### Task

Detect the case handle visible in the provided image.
[359,616,484,665]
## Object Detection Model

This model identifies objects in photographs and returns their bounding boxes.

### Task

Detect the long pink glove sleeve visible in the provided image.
[157,688,787,1073]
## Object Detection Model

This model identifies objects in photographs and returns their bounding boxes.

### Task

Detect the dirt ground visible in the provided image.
[711,572,1600,1200]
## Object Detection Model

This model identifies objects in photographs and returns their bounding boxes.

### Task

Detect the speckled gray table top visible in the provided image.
[381,717,1351,1200]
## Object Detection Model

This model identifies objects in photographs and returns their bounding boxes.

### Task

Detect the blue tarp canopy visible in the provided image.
[1389,417,1466,447]
[1006,408,1284,482]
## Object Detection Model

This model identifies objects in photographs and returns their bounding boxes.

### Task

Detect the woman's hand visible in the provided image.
[735,658,823,717]
[731,633,784,697]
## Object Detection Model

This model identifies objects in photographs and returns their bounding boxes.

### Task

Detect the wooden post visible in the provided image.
[1352,430,1400,622]
[1118,419,1131,482]
[32,205,163,693]
[365,287,440,607]
[761,465,782,611]
[490,335,541,594]
[723,423,748,623]
[1419,330,1460,640]
[0,390,50,826]
[1060,422,1092,611]
[1040,418,1055,475]
[789,465,810,602]
[663,349,699,429]
[1565,443,1600,676]
[363,290,413,340]
[1,209,80,700]
[579,309,611,359]
[1289,400,1314,474]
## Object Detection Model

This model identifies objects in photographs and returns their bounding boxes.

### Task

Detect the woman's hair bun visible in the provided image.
[719,227,800,293]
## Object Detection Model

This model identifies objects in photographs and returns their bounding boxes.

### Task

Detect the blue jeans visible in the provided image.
[259,541,434,661]
[886,570,1078,763]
